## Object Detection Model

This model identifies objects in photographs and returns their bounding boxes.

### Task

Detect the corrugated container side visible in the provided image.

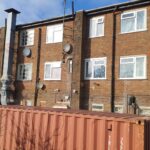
[145,120,150,150]
[0,106,149,150]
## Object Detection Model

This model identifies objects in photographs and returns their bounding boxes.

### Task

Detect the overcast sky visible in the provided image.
[0,0,130,27]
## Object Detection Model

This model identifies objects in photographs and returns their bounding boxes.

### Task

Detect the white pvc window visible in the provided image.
[121,9,147,33]
[89,16,104,38]
[120,55,146,79]
[92,103,104,112]
[46,24,63,43]
[115,105,123,113]
[140,106,150,116]
[44,61,61,80]
[17,63,32,81]
[20,29,34,46]
[84,57,106,80]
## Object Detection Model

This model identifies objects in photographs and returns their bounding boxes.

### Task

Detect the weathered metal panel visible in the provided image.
[0,106,149,150]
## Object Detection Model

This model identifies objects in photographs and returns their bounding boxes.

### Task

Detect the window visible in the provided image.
[140,107,150,116]
[92,103,104,112]
[89,16,104,37]
[17,64,32,81]
[115,105,123,113]
[44,61,61,80]
[20,29,34,46]
[46,24,63,43]
[84,57,106,80]
[68,59,73,73]
[120,55,146,79]
[121,9,147,33]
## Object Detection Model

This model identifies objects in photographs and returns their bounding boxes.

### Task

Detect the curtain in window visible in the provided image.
[94,65,105,78]
[54,30,63,43]
[45,64,51,79]
[51,67,61,80]
[96,23,103,36]
[120,63,134,78]
[137,11,145,30]
[27,30,34,45]
[46,27,53,43]
[90,19,96,37]
[136,57,144,77]
[121,18,135,33]
[85,61,92,78]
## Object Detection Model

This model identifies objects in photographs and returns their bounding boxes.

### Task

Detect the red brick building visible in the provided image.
[0,0,150,115]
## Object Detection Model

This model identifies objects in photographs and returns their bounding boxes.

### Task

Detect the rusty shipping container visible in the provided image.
[0,106,149,150]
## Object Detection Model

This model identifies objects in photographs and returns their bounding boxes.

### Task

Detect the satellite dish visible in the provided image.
[37,82,44,89]
[63,44,72,53]
[23,48,31,57]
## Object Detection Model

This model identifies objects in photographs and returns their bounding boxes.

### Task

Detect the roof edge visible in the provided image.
[16,0,150,30]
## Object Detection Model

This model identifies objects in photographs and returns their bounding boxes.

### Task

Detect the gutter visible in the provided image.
[34,28,42,106]
[16,1,150,29]
[16,15,74,30]
[86,0,150,16]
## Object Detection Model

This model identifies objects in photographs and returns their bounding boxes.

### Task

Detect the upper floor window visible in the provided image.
[20,29,34,46]
[44,61,61,80]
[17,63,32,81]
[120,55,146,79]
[89,16,104,38]
[84,57,106,80]
[46,24,63,43]
[121,9,147,33]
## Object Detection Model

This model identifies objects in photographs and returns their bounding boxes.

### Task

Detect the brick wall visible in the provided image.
[1,4,150,114]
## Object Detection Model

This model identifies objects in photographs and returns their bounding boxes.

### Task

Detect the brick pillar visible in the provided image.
[71,11,85,109]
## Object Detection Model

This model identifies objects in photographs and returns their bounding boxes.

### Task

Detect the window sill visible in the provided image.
[20,44,34,47]
[120,28,147,35]
[119,78,147,80]
[89,35,104,39]
[44,79,61,81]
[84,78,106,80]
[46,41,62,44]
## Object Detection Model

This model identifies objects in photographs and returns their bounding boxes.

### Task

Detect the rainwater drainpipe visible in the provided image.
[34,28,42,106]
[110,7,118,112]
[0,8,20,105]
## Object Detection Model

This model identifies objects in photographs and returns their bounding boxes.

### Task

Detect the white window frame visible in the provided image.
[140,106,150,116]
[44,61,62,80]
[20,29,34,47]
[46,24,63,43]
[115,105,123,113]
[84,57,107,80]
[92,103,104,112]
[121,9,147,34]
[89,16,104,38]
[17,63,32,81]
[120,55,147,80]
